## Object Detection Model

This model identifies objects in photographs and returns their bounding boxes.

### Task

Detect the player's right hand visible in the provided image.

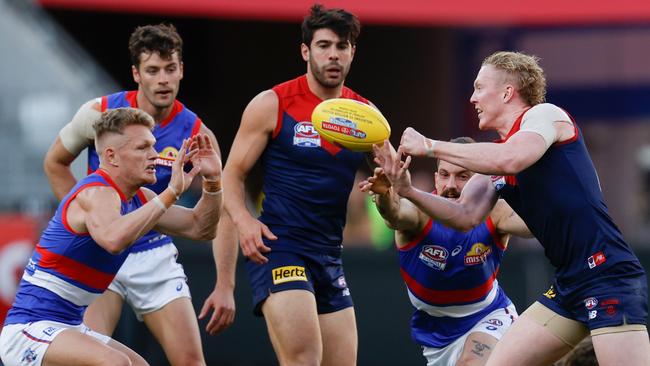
[237,216,276,264]
[399,127,429,157]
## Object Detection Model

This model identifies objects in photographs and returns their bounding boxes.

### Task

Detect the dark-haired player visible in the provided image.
[222,5,368,365]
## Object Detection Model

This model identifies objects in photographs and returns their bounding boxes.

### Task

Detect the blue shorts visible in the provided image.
[245,249,353,316]
[538,262,648,331]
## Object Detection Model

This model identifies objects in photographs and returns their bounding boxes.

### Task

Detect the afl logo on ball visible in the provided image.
[419,245,448,271]
[293,122,321,148]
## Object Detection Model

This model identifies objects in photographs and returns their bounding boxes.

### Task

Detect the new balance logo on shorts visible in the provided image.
[272,266,308,284]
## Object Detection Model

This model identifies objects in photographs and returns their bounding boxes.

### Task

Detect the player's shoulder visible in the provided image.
[341,86,368,103]
[524,103,570,121]
[271,75,305,99]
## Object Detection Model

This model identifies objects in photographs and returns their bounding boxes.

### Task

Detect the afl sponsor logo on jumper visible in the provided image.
[272,266,308,285]
[587,251,606,269]
[464,243,492,266]
[294,122,321,147]
[419,245,448,270]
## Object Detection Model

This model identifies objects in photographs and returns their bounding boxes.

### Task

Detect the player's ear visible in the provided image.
[503,85,515,103]
[179,61,184,80]
[351,44,356,59]
[132,65,141,84]
[105,147,119,167]
[301,43,310,62]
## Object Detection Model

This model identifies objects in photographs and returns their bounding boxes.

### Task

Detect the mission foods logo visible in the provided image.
[464,243,492,266]
[419,245,448,270]
[272,266,308,285]
[155,146,179,167]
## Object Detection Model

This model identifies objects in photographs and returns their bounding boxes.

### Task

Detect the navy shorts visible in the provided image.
[245,249,353,316]
[538,262,648,331]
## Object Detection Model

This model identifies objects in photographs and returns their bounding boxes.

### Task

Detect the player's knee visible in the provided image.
[170,351,205,366]
[100,350,132,366]
[283,348,321,366]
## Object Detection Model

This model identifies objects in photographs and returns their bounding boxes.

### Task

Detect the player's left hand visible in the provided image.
[198,285,235,336]
[359,167,391,195]
[373,140,413,196]
[190,133,222,181]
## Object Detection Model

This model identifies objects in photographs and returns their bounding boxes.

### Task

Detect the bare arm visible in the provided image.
[223,90,279,264]
[374,140,498,232]
[359,168,424,233]
[199,212,237,335]
[489,199,533,238]
[401,175,498,232]
[71,138,198,254]
[44,100,100,199]
[400,127,548,175]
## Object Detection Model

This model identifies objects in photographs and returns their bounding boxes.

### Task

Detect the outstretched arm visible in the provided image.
[399,127,547,175]
[374,140,498,232]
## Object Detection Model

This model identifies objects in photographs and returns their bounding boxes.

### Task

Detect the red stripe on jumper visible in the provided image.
[35,244,115,291]
[401,268,498,305]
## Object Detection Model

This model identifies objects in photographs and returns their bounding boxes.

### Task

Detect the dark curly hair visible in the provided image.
[128,24,183,68]
[301,4,361,47]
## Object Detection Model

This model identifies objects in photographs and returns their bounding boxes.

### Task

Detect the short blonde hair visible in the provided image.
[94,107,154,140]
[483,51,546,106]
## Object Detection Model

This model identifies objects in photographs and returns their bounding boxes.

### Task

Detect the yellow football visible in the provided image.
[311,98,391,152]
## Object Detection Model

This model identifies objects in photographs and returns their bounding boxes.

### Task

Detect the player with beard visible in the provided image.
[221,5,368,365]
[43,24,233,365]
[360,137,531,366]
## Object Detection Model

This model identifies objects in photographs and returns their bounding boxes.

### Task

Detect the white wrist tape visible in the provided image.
[425,139,437,158]
[152,196,167,211]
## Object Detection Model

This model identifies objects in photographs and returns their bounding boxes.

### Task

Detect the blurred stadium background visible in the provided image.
[2,0,650,364]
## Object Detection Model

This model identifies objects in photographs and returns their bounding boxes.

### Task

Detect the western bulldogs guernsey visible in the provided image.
[399,218,513,348]
[87,91,201,252]
[493,108,644,285]
[259,75,368,252]
[4,170,146,326]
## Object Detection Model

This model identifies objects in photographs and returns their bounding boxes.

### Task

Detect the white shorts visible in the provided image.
[422,303,518,366]
[0,320,110,366]
[108,243,191,320]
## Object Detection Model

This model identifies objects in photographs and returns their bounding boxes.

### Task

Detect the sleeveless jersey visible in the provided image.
[88,91,202,252]
[493,106,644,285]
[259,75,368,252]
[4,170,147,325]
[398,217,512,348]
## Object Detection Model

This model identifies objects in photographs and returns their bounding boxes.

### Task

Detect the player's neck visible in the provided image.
[136,91,174,124]
[496,105,530,139]
[98,166,139,200]
[305,73,344,100]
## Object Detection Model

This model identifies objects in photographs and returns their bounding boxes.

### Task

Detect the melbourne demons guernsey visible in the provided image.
[4,170,146,326]
[399,217,512,348]
[87,91,201,252]
[259,75,368,252]
[493,106,644,285]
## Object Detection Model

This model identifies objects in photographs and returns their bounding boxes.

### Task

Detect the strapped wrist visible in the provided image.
[425,139,437,158]
[167,185,180,200]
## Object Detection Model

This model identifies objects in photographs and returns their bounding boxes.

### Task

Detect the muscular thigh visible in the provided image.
[83,289,124,335]
[262,289,321,359]
[319,307,357,366]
